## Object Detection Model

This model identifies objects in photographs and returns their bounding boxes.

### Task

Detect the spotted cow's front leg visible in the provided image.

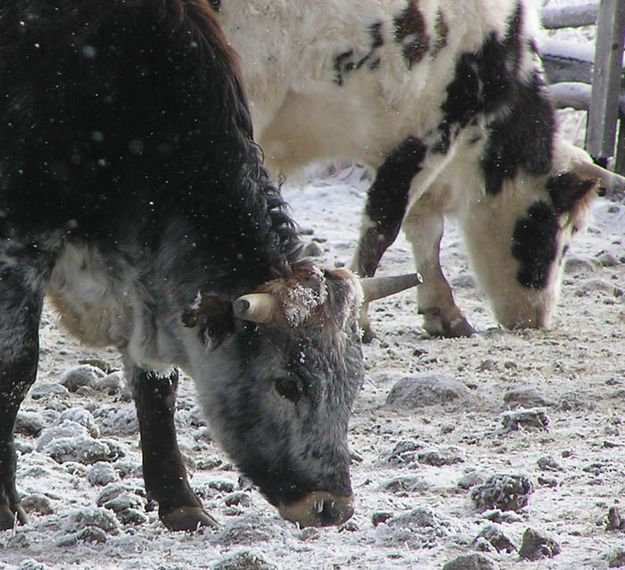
[129,366,218,531]
[351,137,428,342]
[403,204,475,338]
[0,264,45,530]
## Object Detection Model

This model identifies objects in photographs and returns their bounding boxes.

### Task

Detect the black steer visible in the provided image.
[0,0,417,531]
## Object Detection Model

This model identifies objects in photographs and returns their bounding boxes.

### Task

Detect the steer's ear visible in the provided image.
[182,294,234,345]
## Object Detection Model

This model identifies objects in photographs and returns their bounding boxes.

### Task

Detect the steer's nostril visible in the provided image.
[316,498,354,527]
[278,492,354,527]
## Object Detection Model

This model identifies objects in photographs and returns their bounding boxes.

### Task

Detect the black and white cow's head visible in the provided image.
[181,263,418,526]
[463,150,601,331]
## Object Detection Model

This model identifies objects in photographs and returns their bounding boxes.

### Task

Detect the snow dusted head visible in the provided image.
[235,264,363,337]
[182,262,419,527]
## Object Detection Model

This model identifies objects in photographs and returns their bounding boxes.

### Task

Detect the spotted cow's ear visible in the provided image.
[546,171,597,215]
[182,295,234,345]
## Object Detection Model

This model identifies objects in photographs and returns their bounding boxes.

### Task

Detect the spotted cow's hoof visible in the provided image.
[423,311,476,338]
[0,503,28,530]
[361,323,377,344]
[161,506,220,532]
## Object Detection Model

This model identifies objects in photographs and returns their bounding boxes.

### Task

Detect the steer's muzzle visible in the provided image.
[277,491,354,527]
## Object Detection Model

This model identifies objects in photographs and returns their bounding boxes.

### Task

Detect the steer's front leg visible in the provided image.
[129,366,218,531]
[0,264,45,530]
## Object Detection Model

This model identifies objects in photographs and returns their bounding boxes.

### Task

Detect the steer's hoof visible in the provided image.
[0,503,28,530]
[161,506,220,532]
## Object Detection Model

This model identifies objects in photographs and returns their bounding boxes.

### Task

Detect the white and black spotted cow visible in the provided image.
[0,0,419,531]
[212,0,624,339]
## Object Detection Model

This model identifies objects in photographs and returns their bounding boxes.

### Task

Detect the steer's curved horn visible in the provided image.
[233,293,280,324]
[360,273,422,303]
[574,162,625,191]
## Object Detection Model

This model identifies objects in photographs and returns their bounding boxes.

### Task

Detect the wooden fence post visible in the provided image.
[586,0,625,167]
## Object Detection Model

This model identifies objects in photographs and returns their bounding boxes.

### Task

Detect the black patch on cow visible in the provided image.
[334,49,355,86]
[434,2,527,156]
[481,73,555,195]
[512,201,559,289]
[394,0,430,68]
[546,172,595,214]
[431,10,449,58]
[333,22,385,85]
[357,137,427,276]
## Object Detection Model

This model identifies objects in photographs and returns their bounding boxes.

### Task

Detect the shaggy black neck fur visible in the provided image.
[0,0,301,286]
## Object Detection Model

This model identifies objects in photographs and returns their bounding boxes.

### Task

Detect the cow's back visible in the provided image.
[216,0,540,174]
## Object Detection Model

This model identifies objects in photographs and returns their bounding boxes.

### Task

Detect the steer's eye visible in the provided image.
[274,376,302,403]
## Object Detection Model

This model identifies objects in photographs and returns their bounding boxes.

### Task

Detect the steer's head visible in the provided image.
[182,263,419,527]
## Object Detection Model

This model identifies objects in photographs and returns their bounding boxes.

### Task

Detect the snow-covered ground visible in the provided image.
[2,2,625,569]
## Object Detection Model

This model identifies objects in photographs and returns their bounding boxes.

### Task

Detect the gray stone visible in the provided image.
[598,252,620,267]
[43,436,114,465]
[212,551,277,570]
[378,440,425,466]
[116,508,148,526]
[606,506,625,531]
[385,374,469,409]
[96,483,145,507]
[87,462,120,487]
[608,547,625,568]
[576,278,624,298]
[98,371,125,395]
[30,383,70,401]
[57,527,108,547]
[503,388,556,409]
[482,509,523,524]
[60,408,100,438]
[386,507,455,536]
[518,528,561,561]
[418,447,465,466]
[63,507,120,535]
[372,512,393,527]
[564,255,598,274]
[458,471,485,490]
[471,474,534,512]
[21,494,54,516]
[475,524,516,553]
[217,520,277,547]
[380,475,432,495]
[59,365,106,392]
[499,408,549,432]
[16,560,51,570]
[95,404,139,436]
[537,456,563,472]
[224,492,251,508]
[209,479,236,493]
[103,493,145,514]
[15,411,47,437]
[443,553,497,570]
[37,421,91,451]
